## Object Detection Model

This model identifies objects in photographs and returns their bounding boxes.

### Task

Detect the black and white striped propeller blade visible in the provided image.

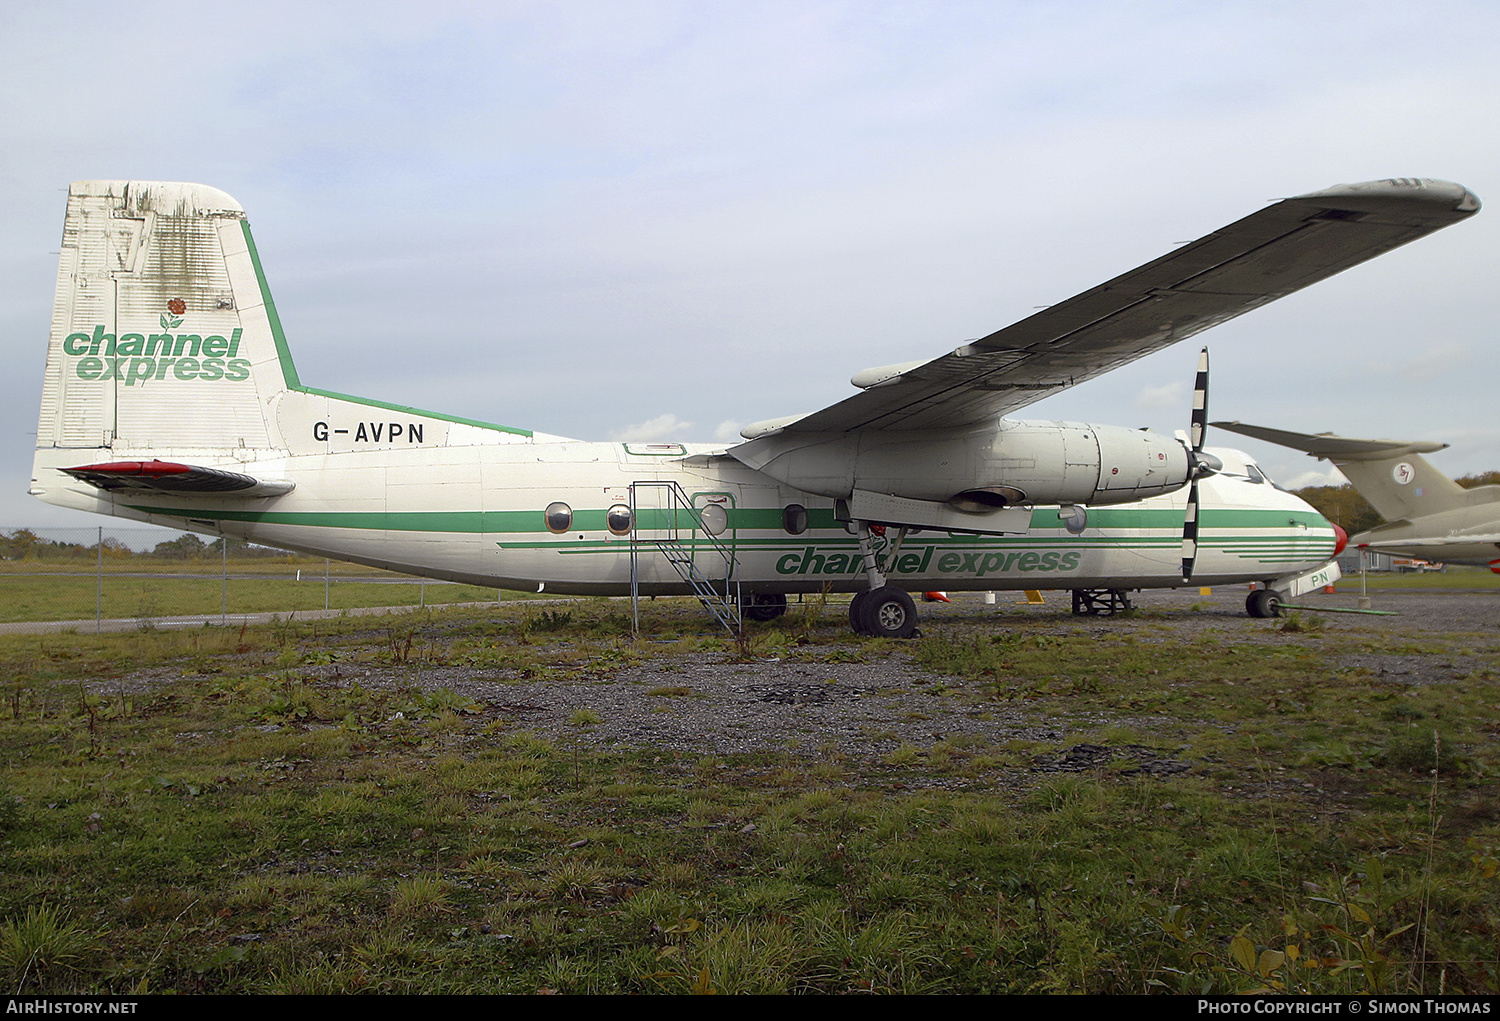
[1189,346,1209,451]
[1181,347,1221,582]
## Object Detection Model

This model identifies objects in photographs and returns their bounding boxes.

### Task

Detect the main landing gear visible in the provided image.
[849,585,919,639]
[742,592,788,622]
[846,521,920,639]
[739,521,927,638]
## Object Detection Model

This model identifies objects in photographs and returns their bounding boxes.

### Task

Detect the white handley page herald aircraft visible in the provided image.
[31,179,1478,635]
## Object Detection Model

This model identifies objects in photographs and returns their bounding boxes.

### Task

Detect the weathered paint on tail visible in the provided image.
[33,181,563,516]
[38,182,285,452]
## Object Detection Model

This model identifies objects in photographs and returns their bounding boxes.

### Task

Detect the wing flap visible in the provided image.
[61,460,295,497]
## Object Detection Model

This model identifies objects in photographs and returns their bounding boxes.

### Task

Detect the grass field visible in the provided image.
[1334,565,1500,590]
[0,577,503,623]
[0,561,511,623]
[1,595,1497,995]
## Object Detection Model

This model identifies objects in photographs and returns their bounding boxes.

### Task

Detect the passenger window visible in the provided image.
[699,504,728,536]
[607,504,633,535]
[783,504,809,535]
[544,502,572,533]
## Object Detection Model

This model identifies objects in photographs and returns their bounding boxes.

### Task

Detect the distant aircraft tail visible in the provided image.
[32,181,541,515]
[1212,420,1474,521]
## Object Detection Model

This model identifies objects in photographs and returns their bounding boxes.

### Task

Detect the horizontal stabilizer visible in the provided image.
[1361,533,1500,549]
[61,460,294,497]
[1211,422,1448,460]
[1213,421,1474,523]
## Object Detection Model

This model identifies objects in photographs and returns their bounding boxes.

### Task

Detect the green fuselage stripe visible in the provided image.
[125,503,1330,536]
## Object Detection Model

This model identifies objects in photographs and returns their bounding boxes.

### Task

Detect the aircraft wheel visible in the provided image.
[849,590,874,635]
[854,586,918,639]
[1246,589,1284,619]
[743,592,788,622]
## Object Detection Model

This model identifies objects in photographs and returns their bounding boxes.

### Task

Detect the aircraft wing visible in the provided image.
[61,460,295,498]
[740,179,1478,438]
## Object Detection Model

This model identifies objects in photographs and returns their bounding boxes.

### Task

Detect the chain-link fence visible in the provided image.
[0,527,502,633]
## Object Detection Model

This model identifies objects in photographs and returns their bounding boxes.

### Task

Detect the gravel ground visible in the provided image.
[72,584,1498,786]
[165,584,1494,779]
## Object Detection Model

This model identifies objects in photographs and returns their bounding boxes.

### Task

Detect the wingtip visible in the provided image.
[1290,178,1480,217]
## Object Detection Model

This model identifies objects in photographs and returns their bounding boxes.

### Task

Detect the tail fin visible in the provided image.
[34,181,555,514]
[37,182,289,452]
[1212,420,1472,521]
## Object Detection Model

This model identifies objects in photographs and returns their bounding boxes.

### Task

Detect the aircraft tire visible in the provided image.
[854,586,918,639]
[1246,589,1284,618]
[849,590,874,635]
[743,592,788,622]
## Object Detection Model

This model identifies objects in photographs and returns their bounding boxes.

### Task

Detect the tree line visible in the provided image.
[0,530,311,562]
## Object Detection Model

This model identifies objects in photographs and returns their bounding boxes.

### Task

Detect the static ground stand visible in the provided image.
[1071,588,1134,616]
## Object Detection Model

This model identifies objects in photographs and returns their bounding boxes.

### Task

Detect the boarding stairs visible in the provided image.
[628,480,741,634]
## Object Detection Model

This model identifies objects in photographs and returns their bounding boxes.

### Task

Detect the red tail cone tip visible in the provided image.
[1332,522,1349,557]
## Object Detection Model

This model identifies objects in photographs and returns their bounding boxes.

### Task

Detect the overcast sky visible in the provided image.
[4,0,1499,533]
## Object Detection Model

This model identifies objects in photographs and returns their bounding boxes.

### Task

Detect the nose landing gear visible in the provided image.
[1246,588,1284,618]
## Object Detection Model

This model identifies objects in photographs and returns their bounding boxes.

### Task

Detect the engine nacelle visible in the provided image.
[729,418,1191,509]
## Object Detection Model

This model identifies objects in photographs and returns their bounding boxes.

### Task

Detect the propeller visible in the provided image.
[1180,347,1223,582]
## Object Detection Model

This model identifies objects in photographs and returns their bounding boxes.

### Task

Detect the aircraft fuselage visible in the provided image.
[32,440,1338,596]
